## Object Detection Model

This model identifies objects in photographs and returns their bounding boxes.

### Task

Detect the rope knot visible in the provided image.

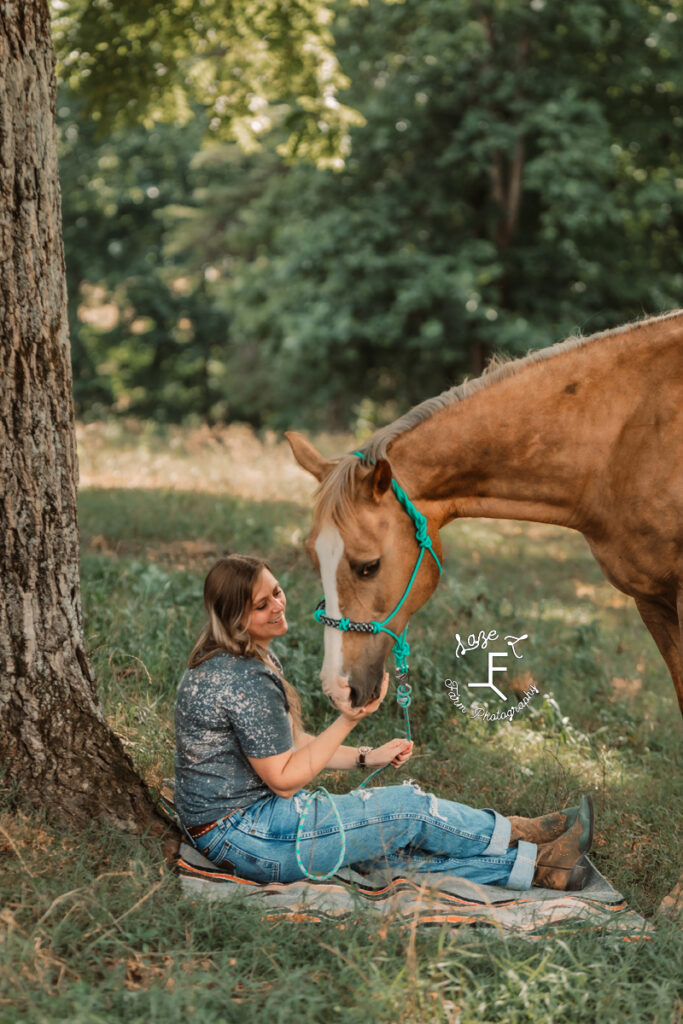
[392,635,410,672]
[339,617,351,632]
[413,514,430,546]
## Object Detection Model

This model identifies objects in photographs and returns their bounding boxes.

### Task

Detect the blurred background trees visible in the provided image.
[56,0,683,431]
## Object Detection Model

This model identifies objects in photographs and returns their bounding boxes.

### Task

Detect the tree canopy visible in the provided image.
[53,0,364,166]
[57,0,683,430]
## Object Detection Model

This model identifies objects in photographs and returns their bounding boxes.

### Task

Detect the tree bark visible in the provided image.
[0,0,160,833]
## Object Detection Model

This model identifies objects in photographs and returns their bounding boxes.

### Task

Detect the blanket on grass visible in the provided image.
[160,785,650,938]
[177,841,649,938]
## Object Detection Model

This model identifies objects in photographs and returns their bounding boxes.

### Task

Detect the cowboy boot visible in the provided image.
[508,794,592,846]
[532,796,594,891]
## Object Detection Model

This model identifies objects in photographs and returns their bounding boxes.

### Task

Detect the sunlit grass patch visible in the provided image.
[76,419,324,504]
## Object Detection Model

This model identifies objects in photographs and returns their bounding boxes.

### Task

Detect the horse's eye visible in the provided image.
[357,559,380,579]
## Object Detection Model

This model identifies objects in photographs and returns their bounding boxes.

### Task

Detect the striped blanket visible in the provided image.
[161,788,650,938]
[178,841,653,936]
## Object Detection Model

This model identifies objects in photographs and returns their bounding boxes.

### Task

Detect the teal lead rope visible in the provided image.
[295,453,442,881]
[294,673,412,881]
[294,787,347,880]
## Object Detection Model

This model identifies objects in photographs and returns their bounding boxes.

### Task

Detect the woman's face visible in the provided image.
[244,568,288,646]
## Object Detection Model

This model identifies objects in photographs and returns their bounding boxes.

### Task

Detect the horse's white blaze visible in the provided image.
[314,524,350,706]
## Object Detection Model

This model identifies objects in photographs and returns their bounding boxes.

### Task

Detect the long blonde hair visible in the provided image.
[188,554,302,735]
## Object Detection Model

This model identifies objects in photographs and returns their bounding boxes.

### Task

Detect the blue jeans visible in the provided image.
[192,781,537,889]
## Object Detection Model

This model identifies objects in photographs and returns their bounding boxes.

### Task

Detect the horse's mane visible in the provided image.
[316,309,683,524]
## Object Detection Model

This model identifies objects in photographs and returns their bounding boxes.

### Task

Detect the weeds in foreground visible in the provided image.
[0,806,680,1024]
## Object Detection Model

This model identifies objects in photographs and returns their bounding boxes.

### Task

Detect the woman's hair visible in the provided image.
[188,554,302,734]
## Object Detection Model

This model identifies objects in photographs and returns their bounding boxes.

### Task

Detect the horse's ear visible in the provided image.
[370,459,393,502]
[285,432,333,482]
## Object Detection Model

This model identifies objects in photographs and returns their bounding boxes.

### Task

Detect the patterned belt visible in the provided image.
[186,820,219,839]
[185,807,240,840]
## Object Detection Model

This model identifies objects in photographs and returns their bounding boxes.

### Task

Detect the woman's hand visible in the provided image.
[340,673,389,722]
[368,738,414,768]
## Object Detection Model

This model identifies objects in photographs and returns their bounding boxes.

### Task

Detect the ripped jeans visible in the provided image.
[192,782,537,889]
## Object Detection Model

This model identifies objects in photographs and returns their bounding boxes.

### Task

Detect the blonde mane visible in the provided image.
[316,309,683,524]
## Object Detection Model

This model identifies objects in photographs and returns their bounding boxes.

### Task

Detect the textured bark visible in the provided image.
[0,0,159,832]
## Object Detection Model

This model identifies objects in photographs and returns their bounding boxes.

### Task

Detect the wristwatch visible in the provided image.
[356,746,372,768]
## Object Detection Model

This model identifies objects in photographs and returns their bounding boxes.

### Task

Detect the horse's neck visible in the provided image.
[388,320,679,534]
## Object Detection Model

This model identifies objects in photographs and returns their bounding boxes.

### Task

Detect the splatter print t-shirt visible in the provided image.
[174,651,292,827]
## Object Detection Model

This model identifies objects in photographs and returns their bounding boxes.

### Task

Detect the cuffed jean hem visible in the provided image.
[504,839,537,890]
[481,809,511,856]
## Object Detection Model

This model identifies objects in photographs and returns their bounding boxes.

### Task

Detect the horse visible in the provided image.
[286,309,683,716]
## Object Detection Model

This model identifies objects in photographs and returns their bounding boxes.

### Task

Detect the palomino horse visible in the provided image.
[287,310,683,716]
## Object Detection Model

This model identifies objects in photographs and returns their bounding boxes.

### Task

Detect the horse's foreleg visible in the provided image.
[633,593,683,919]
[679,588,683,715]
[633,595,683,716]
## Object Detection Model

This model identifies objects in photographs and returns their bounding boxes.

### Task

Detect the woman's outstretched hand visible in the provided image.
[368,738,413,768]
[340,672,390,721]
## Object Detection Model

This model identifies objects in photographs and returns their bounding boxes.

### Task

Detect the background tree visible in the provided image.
[52,0,363,168]
[59,101,234,421]
[210,0,683,428]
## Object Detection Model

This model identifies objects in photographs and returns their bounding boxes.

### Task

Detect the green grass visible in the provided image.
[1,441,682,1022]
[2,819,679,1024]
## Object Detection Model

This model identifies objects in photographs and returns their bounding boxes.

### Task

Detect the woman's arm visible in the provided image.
[295,731,414,771]
[248,715,358,798]
[295,730,359,770]
[248,675,389,798]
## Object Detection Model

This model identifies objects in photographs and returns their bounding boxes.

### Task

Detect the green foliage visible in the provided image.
[58,0,683,428]
[209,0,683,427]
[59,97,236,421]
[52,0,363,167]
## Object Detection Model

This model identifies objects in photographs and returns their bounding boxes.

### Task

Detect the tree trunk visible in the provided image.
[0,0,160,833]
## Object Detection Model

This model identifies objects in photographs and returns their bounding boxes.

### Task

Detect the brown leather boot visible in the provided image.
[532,797,594,891]
[509,808,575,845]
[508,794,592,846]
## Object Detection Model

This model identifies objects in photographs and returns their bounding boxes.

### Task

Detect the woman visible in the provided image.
[174,555,593,889]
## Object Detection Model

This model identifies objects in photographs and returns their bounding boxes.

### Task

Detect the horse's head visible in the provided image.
[287,432,443,709]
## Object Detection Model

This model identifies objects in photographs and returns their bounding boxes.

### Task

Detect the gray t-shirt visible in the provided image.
[174,650,293,827]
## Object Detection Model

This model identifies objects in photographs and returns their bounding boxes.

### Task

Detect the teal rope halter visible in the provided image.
[313,452,442,673]
[295,453,443,881]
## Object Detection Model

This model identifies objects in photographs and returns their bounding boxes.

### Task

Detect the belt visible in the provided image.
[186,820,219,839]
[185,807,240,840]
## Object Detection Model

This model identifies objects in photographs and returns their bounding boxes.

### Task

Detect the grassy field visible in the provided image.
[1,421,681,1023]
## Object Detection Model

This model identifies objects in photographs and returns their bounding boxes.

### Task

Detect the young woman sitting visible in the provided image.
[174,555,593,888]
